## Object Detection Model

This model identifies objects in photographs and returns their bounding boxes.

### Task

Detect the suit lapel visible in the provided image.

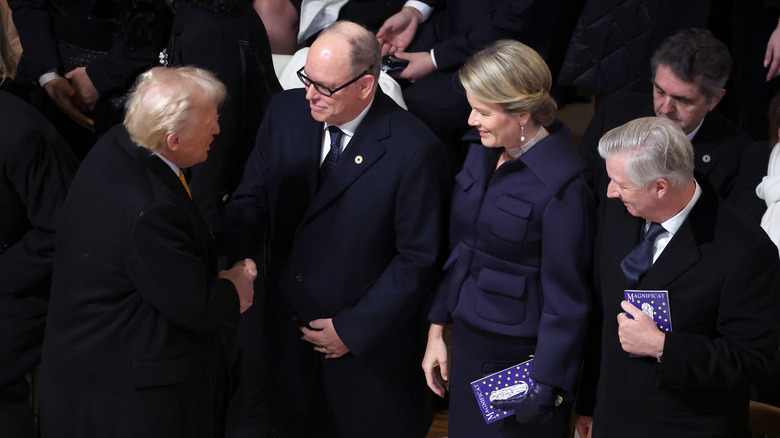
[300,94,392,223]
[640,221,701,288]
[303,128,386,222]
[638,183,717,288]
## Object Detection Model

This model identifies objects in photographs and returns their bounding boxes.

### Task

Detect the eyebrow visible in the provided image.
[653,81,692,103]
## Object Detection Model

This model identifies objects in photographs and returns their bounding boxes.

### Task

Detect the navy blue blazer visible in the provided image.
[429,122,594,392]
[578,181,780,437]
[224,87,448,359]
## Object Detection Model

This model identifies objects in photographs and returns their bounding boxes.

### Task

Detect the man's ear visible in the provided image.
[359,75,376,99]
[166,132,179,152]
[654,178,670,198]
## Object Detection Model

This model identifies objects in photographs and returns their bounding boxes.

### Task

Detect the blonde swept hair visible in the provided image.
[124,66,226,152]
[458,40,556,126]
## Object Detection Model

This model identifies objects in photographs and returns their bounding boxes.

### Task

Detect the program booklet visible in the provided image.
[624,289,672,332]
[470,358,534,424]
[624,289,672,357]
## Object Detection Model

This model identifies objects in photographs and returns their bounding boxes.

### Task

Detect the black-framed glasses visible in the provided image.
[297,66,372,97]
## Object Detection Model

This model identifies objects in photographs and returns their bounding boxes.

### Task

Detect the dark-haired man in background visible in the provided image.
[579,28,752,202]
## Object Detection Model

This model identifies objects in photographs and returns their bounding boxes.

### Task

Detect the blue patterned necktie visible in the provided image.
[620,222,665,285]
[319,126,343,185]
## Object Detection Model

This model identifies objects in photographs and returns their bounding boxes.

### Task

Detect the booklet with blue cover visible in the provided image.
[624,289,672,332]
[470,358,534,424]
[624,289,672,357]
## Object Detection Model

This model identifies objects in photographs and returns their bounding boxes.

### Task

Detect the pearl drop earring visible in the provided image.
[520,122,525,142]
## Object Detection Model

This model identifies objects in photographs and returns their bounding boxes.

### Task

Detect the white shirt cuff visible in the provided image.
[404,1,432,22]
[429,49,438,69]
[38,71,59,87]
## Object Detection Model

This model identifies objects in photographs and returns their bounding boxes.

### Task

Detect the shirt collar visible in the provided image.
[686,117,705,141]
[153,151,180,175]
[324,96,375,138]
[659,179,702,236]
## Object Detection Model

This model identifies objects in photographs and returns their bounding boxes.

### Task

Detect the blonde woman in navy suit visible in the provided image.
[422,40,595,437]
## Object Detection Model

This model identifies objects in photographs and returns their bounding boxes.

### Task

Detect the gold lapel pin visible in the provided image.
[354,155,363,164]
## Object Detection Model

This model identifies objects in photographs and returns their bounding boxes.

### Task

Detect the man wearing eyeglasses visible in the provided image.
[221,21,448,438]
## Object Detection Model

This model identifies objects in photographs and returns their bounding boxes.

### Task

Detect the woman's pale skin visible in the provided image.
[420,92,545,398]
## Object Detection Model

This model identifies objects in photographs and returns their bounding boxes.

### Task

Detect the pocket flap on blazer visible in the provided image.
[496,194,533,218]
[132,356,189,389]
[477,268,527,299]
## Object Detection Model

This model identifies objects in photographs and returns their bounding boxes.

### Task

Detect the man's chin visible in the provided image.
[310,107,328,122]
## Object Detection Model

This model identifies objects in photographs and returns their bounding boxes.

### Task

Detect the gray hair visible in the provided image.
[650,28,731,103]
[319,21,381,80]
[598,117,694,189]
[459,39,556,126]
[124,66,226,152]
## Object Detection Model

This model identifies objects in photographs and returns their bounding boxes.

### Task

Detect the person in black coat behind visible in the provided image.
[0,90,79,438]
[167,0,282,231]
[578,29,752,203]
[8,0,172,157]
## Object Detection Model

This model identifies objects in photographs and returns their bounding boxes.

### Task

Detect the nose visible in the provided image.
[467,109,478,126]
[305,83,319,101]
[658,96,674,115]
[213,120,220,135]
[606,180,619,199]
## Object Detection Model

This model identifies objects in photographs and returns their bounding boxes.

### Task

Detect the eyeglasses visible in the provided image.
[297,66,372,97]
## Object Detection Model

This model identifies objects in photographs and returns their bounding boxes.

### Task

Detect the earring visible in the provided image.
[520,122,525,142]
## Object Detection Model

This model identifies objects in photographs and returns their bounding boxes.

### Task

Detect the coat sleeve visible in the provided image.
[126,201,239,335]
[7,0,60,82]
[431,0,538,71]
[0,116,78,296]
[659,236,780,390]
[333,138,447,357]
[530,178,595,392]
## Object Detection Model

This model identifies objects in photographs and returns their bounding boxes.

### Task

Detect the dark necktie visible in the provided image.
[620,222,665,285]
[319,126,343,184]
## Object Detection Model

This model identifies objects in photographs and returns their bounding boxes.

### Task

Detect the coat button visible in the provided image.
[295,273,304,283]
[289,314,299,321]
[702,154,711,163]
